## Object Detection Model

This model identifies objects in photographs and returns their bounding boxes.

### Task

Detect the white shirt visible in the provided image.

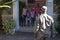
[22,8,27,15]
[36,13,54,31]
[40,14,46,29]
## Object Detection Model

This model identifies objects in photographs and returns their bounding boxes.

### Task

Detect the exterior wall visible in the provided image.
[28,0,46,8]
[35,0,46,6]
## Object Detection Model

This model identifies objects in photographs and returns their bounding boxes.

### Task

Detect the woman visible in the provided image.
[22,6,27,26]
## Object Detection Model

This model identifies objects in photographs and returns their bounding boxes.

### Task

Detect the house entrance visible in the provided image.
[19,0,46,32]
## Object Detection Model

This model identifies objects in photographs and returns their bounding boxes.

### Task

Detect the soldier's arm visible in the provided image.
[47,15,54,23]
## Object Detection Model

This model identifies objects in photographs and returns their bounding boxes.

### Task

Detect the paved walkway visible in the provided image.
[0,32,36,40]
[53,34,60,40]
[0,32,60,40]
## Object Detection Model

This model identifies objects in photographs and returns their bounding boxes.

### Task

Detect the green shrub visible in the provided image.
[55,24,60,34]
[56,7,60,34]
[2,19,16,34]
[54,0,60,34]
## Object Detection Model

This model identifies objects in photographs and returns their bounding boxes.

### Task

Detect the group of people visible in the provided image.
[22,5,41,26]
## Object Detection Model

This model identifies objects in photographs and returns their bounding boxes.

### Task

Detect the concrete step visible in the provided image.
[19,26,34,32]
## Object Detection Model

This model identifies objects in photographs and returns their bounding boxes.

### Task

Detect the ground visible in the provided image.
[0,32,36,40]
[0,32,60,40]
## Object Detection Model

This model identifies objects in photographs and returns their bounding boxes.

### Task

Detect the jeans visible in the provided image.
[22,15,26,25]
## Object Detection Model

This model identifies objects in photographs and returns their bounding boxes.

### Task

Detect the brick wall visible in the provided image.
[35,0,46,6]
[28,0,46,8]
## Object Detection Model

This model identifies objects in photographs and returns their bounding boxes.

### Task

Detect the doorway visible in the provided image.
[19,0,46,32]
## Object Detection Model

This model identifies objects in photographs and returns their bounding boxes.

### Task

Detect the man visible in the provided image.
[34,6,54,40]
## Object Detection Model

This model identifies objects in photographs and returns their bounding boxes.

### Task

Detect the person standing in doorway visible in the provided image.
[22,5,27,26]
[34,4,41,28]
[26,9,31,26]
[31,8,35,26]
[34,4,41,36]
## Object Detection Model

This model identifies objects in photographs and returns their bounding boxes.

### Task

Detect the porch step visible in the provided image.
[19,26,34,32]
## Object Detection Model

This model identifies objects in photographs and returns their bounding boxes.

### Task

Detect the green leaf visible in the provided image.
[0,5,11,8]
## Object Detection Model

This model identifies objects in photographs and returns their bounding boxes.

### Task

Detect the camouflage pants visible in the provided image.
[36,29,51,40]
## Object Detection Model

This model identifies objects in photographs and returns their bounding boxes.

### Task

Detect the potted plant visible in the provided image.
[2,19,16,35]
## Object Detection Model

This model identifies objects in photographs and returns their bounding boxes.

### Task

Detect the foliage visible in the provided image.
[54,0,60,34]
[0,0,16,5]
[0,0,16,34]
[55,24,60,34]
[2,19,16,34]
[0,0,16,8]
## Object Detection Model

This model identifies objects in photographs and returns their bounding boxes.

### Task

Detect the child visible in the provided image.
[31,8,35,26]
[26,10,31,26]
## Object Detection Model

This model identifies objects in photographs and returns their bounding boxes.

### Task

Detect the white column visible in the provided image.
[13,0,19,31]
[26,0,28,5]
[46,0,53,17]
